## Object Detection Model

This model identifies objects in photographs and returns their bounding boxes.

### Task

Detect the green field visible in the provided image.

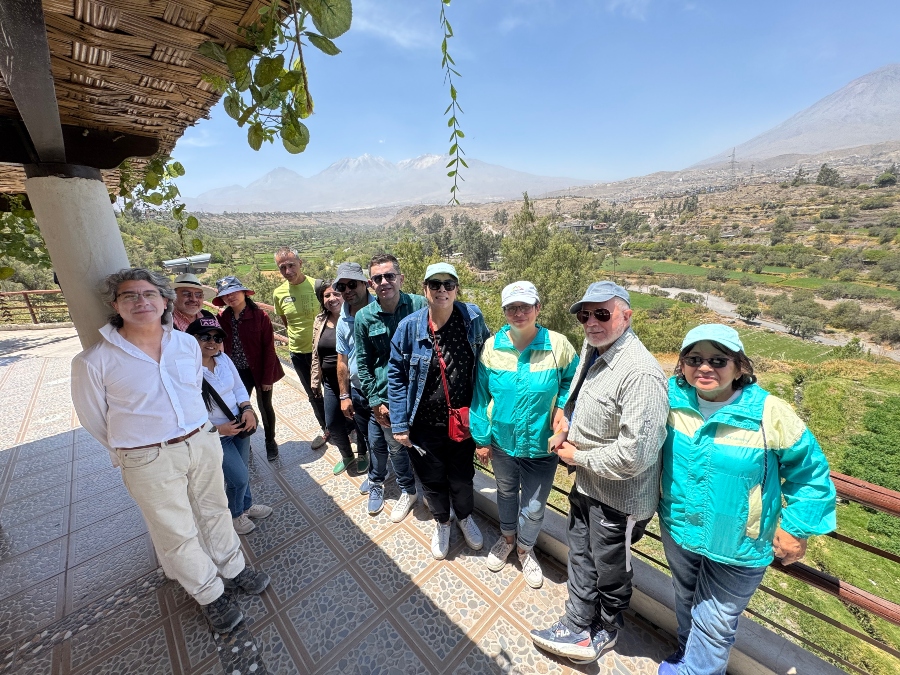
[736,328,843,363]
[603,257,775,283]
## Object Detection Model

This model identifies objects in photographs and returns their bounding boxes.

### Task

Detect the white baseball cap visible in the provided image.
[501,281,539,307]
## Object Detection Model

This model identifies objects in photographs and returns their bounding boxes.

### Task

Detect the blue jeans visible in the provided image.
[491,446,558,551]
[221,433,253,518]
[661,527,767,675]
[367,413,416,495]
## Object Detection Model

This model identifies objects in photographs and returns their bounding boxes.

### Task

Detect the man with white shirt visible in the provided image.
[71,268,270,634]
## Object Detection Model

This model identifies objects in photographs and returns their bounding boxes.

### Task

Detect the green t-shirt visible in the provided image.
[273,278,319,354]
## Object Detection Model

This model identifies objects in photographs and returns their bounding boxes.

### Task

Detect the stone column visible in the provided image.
[24,165,130,349]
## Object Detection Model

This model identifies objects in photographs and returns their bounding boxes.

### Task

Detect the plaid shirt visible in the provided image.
[565,328,669,519]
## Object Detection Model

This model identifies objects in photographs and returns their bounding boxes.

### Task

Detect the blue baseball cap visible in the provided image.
[569,281,630,313]
[681,324,745,353]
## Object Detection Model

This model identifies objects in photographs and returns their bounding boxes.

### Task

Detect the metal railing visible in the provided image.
[0,289,70,324]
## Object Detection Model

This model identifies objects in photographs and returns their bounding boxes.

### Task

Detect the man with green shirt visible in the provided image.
[273,246,327,449]
[354,253,425,520]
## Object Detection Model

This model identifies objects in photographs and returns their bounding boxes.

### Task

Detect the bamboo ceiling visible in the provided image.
[0,0,270,194]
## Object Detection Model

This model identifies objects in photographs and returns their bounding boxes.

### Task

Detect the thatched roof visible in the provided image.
[0,0,268,194]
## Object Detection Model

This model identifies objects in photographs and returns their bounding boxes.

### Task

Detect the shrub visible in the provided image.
[648,286,670,297]
[816,163,841,187]
[860,195,893,210]
[706,268,728,282]
[675,292,703,304]
[874,172,897,188]
[736,302,760,322]
[819,207,840,220]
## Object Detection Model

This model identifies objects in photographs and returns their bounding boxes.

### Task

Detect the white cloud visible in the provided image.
[499,16,525,34]
[178,129,218,148]
[353,0,435,50]
[606,0,652,20]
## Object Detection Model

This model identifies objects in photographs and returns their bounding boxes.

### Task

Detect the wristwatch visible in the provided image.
[339,394,350,401]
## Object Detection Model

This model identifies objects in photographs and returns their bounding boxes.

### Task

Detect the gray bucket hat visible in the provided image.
[335,261,368,283]
[213,276,255,307]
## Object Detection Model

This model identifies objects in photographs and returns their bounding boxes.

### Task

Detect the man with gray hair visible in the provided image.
[71,268,270,634]
[531,281,668,664]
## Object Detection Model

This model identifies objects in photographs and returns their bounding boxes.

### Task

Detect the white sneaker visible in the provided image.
[244,504,273,519]
[518,548,544,588]
[232,513,256,535]
[390,491,417,523]
[486,536,515,572]
[431,521,451,559]
[458,515,483,550]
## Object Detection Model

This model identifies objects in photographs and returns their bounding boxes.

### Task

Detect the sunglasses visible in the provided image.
[683,355,734,369]
[198,334,224,343]
[371,272,398,284]
[503,304,535,316]
[426,279,458,292]
[333,280,360,293]
[576,308,612,324]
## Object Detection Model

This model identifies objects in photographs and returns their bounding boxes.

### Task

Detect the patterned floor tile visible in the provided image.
[0,506,68,559]
[71,468,124,503]
[297,475,364,517]
[16,434,72,459]
[12,449,71,477]
[324,503,394,555]
[247,477,287,507]
[68,593,163,669]
[70,506,146,566]
[74,625,173,675]
[255,620,303,675]
[406,500,463,552]
[69,537,155,609]
[321,618,429,675]
[0,575,61,650]
[453,514,521,598]
[398,567,491,661]
[178,606,217,669]
[74,453,112,478]
[356,529,433,600]
[507,557,570,632]
[259,531,339,605]
[0,483,70,529]
[0,538,66,602]
[453,615,567,675]
[10,645,53,675]
[286,569,377,664]
[70,485,133,530]
[3,462,70,503]
[245,500,310,558]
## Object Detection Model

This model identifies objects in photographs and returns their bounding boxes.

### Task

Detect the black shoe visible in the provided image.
[266,439,279,460]
[225,567,270,595]
[202,594,243,634]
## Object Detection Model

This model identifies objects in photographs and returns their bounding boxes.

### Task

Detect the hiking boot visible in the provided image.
[333,457,352,475]
[225,567,270,595]
[232,513,255,535]
[356,454,369,473]
[202,594,243,634]
[390,491,417,523]
[431,521,451,559]
[567,622,619,665]
[486,536,515,572]
[518,548,544,589]
[265,439,279,460]
[531,620,596,661]
[367,484,385,515]
[458,515,483,550]
[244,504,273,519]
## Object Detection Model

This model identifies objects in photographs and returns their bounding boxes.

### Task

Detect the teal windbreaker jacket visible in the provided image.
[660,378,836,567]
[470,325,579,459]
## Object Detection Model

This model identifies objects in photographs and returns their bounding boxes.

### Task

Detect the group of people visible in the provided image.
[71,246,837,675]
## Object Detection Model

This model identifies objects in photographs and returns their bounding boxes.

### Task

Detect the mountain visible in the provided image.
[697,64,900,167]
[185,154,593,213]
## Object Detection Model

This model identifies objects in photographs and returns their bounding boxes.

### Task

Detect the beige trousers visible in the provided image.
[116,422,244,606]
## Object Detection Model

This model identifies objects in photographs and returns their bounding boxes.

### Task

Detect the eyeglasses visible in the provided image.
[333,280,360,293]
[504,304,536,316]
[371,272,398,284]
[177,290,204,299]
[683,355,734,369]
[116,290,162,303]
[426,279,458,292]
[576,308,612,324]
[197,334,224,344]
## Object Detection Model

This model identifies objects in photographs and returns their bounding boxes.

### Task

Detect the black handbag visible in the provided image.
[202,379,256,438]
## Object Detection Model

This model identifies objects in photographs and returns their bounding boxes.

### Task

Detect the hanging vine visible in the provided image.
[440,0,466,203]
[0,196,48,280]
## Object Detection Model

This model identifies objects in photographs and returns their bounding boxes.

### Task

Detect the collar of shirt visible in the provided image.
[340,293,375,321]
[100,322,173,362]
[593,327,635,370]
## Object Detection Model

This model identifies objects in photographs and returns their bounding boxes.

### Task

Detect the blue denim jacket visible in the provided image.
[387,302,491,434]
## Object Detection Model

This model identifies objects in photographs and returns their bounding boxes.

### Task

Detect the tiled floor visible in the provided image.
[0,338,674,674]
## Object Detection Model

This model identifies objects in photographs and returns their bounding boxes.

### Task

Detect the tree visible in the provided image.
[458,221,500,270]
[706,268,728,282]
[707,224,721,245]
[736,302,760,323]
[875,165,898,187]
[790,167,807,187]
[815,164,841,187]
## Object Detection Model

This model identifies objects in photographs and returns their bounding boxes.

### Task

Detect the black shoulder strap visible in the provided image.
[201,378,238,422]
[314,278,324,294]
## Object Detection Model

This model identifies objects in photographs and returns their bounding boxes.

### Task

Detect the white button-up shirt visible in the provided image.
[202,352,250,428]
[71,323,209,465]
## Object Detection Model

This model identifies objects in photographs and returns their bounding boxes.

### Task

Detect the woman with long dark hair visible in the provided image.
[214,276,285,461]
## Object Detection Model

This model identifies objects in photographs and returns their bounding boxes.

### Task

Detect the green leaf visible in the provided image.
[173,203,186,218]
[144,192,164,206]
[248,123,265,151]
[237,102,259,127]
[447,170,456,177]
[223,93,242,120]
[254,55,284,86]
[459,158,469,168]
[306,33,341,56]
[0,267,14,280]
[143,171,159,190]
[185,215,200,230]
[226,48,255,76]
[192,238,204,253]
[234,68,252,92]
[278,70,305,92]
[282,136,307,154]
[170,161,185,177]
[450,85,457,100]
[447,116,456,127]
[198,41,227,63]
[449,143,458,154]
[281,118,310,149]
[455,129,465,138]
[299,0,352,39]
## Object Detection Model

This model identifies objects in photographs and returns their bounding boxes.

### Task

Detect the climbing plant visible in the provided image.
[0,196,49,280]
[440,0,467,203]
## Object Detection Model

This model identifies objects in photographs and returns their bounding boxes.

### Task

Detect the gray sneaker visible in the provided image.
[202,594,243,634]
[225,567,270,595]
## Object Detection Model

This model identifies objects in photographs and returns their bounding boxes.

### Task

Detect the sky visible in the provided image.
[173,0,900,198]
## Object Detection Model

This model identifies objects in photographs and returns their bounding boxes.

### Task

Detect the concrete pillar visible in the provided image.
[24,166,130,349]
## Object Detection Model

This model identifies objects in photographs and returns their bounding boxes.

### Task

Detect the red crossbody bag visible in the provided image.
[429,315,471,441]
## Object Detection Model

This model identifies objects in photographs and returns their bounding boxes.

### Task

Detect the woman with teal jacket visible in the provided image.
[471,281,579,589]
[658,324,836,675]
